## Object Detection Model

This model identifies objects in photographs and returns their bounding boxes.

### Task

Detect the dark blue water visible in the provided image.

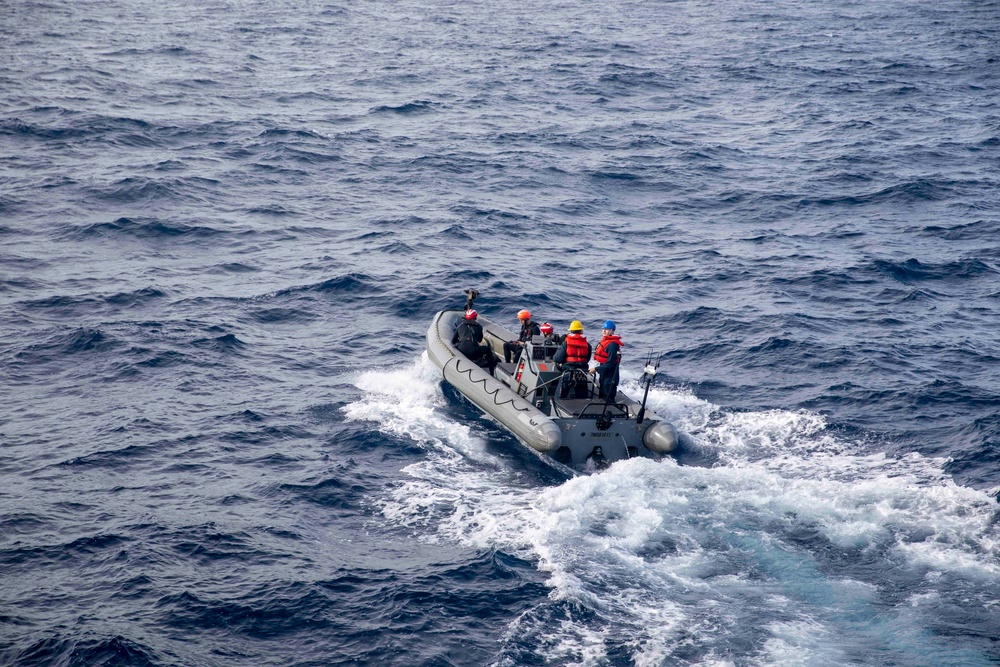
[3,0,1000,664]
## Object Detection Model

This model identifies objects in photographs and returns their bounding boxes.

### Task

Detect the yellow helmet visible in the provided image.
[568,320,584,332]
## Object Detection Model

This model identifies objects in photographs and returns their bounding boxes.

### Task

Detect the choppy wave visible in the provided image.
[73,216,229,241]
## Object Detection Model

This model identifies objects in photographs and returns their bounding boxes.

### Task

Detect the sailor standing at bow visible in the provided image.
[589,320,622,403]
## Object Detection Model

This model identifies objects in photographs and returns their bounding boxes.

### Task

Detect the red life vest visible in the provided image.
[593,334,623,364]
[564,333,590,364]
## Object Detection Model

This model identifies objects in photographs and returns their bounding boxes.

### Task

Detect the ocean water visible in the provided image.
[2,0,1000,665]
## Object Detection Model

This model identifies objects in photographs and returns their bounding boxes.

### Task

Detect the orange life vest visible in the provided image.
[593,334,623,364]
[564,333,590,364]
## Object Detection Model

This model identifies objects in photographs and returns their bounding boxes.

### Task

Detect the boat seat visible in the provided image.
[496,361,517,376]
[552,398,630,419]
[552,398,593,418]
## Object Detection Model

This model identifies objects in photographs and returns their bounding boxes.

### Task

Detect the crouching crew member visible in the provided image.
[539,322,561,359]
[504,309,541,363]
[590,320,622,403]
[452,309,497,375]
[554,320,591,398]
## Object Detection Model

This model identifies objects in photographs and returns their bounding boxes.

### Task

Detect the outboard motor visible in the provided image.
[586,446,609,470]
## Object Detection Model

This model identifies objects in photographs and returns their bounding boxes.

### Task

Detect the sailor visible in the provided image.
[539,322,561,359]
[503,309,541,363]
[554,320,591,398]
[589,320,622,403]
[452,309,497,375]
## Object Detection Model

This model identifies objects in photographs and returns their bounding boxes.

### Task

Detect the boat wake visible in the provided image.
[345,357,1000,666]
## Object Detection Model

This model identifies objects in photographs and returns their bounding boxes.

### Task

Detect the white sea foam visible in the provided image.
[343,353,499,465]
[346,361,1000,665]
[345,354,540,543]
[762,617,842,666]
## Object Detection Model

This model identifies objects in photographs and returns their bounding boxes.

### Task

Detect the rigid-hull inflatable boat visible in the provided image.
[426,309,678,471]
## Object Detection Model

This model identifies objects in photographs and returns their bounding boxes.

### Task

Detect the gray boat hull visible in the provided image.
[426,309,678,470]
[427,310,562,452]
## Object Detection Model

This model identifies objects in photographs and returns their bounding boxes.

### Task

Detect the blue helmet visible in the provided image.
[603,320,616,330]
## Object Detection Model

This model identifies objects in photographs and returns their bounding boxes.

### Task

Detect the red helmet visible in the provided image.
[540,322,554,335]
[464,309,478,320]
[516,309,531,321]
